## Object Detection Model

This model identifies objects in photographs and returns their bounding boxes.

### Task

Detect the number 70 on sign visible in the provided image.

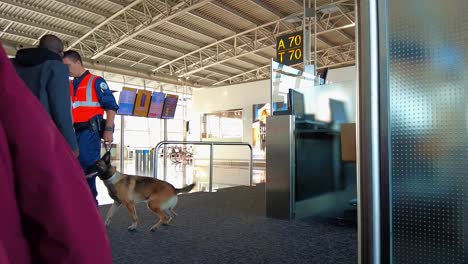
[276,33,303,64]
[277,49,302,63]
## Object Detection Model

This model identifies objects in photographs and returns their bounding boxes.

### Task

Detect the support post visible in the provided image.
[209,143,214,192]
[120,115,125,172]
[249,146,253,186]
[163,119,168,181]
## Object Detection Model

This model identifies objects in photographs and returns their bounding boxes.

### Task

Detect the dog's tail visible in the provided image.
[175,183,196,194]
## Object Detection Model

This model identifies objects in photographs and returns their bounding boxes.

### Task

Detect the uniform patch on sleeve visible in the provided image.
[100,82,109,90]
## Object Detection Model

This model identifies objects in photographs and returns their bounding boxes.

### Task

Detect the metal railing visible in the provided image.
[153,141,253,192]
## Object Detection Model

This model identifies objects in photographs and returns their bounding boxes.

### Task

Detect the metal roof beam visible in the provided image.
[1,0,96,28]
[74,0,208,49]
[214,43,355,85]
[221,62,251,72]
[2,0,199,61]
[91,0,212,60]
[100,53,217,83]
[292,0,303,7]
[156,2,352,74]
[132,36,189,55]
[213,65,270,85]
[0,13,81,38]
[0,14,185,64]
[336,2,355,22]
[54,0,205,53]
[236,57,264,67]
[1,29,39,42]
[0,22,13,38]
[165,20,216,41]
[188,10,239,33]
[192,73,219,83]
[1,38,203,87]
[202,68,233,77]
[180,18,355,77]
[210,1,263,25]
[151,28,205,47]
[153,13,301,72]
[181,44,273,77]
[104,0,134,7]
[115,45,174,62]
[68,0,144,50]
[0,22,214,86]
[249,0,287,18]
[52,0,111,18]
[68,0,207,48]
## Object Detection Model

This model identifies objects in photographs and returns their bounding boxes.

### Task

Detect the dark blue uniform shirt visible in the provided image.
[72,70,119,112]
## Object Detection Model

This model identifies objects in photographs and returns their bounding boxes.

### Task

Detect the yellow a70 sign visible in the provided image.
[276,31,303,66]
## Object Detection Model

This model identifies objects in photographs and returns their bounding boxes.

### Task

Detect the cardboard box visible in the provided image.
[341,123,356,162]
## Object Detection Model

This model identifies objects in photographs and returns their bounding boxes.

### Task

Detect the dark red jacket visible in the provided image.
[0,44,112,263]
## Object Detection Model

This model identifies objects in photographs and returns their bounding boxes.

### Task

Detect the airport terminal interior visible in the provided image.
[2,0,468,263]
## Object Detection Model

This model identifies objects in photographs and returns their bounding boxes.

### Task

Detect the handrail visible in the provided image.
[153,141,253,192]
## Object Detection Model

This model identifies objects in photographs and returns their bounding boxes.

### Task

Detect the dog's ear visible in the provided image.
[102,151,111,164]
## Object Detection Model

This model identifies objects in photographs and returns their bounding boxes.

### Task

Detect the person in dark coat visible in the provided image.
[10,35,79,157]
[0,43,112,263]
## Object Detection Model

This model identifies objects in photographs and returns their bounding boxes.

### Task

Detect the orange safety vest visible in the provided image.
[70,73,104,123]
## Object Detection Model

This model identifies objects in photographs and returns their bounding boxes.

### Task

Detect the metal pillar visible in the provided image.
[163,118,168,181]
[313,0,317,77]
[357,0,382,263]
[120,115,125,172]
[209,143,214,192]
[249,146,253,187]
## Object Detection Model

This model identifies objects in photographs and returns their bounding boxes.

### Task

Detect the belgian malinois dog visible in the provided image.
[86,151,195,231]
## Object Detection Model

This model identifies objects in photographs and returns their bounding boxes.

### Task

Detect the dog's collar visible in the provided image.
[103,172,118,183]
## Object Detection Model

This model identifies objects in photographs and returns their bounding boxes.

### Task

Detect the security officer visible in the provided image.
[63,50,119,205]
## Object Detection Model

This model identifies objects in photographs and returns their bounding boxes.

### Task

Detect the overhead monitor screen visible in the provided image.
[133,90,152,117]
[148,92,166,118]
[161,94,179,119]
[117,88,137,116]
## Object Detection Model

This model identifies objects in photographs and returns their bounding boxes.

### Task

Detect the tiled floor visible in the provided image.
[96,158,266,205]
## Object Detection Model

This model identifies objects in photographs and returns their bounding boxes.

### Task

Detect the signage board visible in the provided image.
[133,90,152,117]
[161,94,179,119]
[148,91,166,118]
[117,87,137,116]
[276,31,303,66]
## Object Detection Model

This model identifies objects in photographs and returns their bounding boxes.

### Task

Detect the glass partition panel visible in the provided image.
[386,0,468,262]
[270,60,315,114]
[270,60,356,124]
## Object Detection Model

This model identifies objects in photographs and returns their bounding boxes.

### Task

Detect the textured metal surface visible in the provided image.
[265,115,295,220]
[201,3,254,30]
[388,0,468,263]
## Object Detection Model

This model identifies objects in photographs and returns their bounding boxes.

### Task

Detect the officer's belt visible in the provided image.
[74,122,90,132]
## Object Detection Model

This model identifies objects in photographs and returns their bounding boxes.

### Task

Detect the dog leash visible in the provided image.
[104,142,112,153]
[85,143,112,179]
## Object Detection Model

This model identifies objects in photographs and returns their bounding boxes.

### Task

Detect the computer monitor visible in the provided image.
[329,99,348,124]
[288,89,305,119]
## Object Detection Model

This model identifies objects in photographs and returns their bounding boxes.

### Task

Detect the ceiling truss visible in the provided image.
[0,0,356,87]
[214,42,356,85]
